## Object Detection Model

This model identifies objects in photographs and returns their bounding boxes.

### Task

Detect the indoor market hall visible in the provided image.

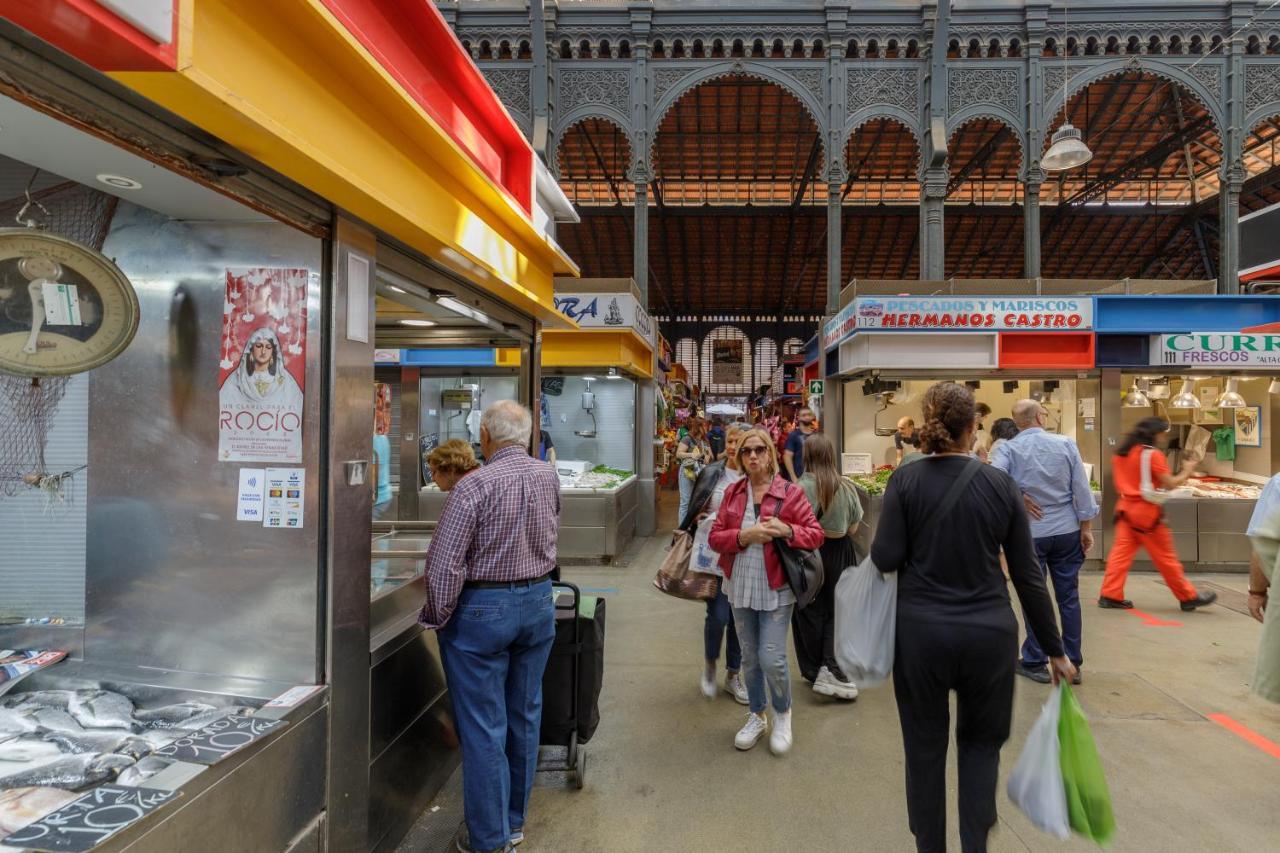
[1,3,1279,853]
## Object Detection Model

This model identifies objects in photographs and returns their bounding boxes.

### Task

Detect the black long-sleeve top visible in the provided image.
[871,455,1065,658]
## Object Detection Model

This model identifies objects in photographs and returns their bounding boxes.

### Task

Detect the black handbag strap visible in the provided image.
[919,458,982,551]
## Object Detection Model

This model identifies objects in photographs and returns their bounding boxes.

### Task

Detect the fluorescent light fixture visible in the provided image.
[96,173,142,190]
[581,375,597,382]
[1216,377,1246,409]
[399,319,435,327]
[606,367,622,379]
[1169,378,1200,409]
[387,285,406,294]
[437,296,490,325]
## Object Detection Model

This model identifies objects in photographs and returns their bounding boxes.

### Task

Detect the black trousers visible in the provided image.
[791,534,857,682]
[893,614,1017,853]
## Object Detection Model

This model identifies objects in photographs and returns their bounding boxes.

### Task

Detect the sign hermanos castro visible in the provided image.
[553,292,654,345]
[852,297,1093,331]
[1153,332,1280,368]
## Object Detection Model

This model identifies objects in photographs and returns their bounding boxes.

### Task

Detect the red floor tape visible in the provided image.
[1207,713,1280,761]
[1124,607,1183,627]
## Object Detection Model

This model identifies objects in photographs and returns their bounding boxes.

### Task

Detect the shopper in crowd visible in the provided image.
[894,416,920,466]
[783,406,817,482]
[420,401,560,853]
[793,433,862,700]
[426,439,481,492]
[708,416,727,459]
[991,399,1097,685]
[676,416,712,523]
[986,417,1019,460]
[679,425,749,704]
[1246,472,1279,702]
[872,382,1073,853]
[972,401,993,460]
[538,428,556,467]
[1099,416,1217,612]
[709,428,825,755]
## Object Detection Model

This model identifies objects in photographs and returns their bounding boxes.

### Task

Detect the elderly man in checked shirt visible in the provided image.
[992,399,1099,686]
[422,399,560,853]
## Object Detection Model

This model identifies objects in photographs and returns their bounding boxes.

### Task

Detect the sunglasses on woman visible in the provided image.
[739,445,769,456]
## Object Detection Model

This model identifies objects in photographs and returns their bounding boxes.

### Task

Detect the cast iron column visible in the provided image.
[1024,170,1043,278]
[1220,4,1247,293]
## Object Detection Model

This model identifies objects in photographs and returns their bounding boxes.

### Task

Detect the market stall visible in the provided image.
[542,279,657,560]
[0,3,576,851]
[825,293,1280,572]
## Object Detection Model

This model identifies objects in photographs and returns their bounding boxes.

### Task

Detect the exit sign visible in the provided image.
[807,379,824,396]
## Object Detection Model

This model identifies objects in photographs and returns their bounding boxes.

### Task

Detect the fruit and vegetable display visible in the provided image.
[849,465,895,496]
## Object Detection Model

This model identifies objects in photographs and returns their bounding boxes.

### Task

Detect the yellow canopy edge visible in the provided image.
[541,329,654,379]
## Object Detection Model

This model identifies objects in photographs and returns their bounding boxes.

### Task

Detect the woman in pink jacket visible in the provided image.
[710,427,825,755]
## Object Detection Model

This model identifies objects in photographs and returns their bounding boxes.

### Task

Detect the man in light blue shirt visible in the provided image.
[992,399,1099,684]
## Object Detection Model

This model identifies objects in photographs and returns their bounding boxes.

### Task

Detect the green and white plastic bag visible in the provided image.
[1058,683,1117,845]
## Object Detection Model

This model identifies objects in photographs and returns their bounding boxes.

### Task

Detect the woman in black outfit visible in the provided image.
[872,382,1076,853]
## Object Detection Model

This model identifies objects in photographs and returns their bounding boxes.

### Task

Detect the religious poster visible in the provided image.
[218,267,308,462]
[711,338,744,385]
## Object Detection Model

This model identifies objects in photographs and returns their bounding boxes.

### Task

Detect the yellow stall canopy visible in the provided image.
[543,279,655,379]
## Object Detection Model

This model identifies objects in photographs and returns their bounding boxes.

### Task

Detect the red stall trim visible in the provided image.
[6,0,179,72]
[998,332,1095,370]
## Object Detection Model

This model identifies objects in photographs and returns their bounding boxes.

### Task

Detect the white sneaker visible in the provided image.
[770,709,793,755]
[724,672,749,705]
[734,712,768,750]
[812,665,835,696]
[826,671,859,701]
[700,668,716,700]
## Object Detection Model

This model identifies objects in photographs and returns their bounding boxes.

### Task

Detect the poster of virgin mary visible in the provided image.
[218,267,309,462]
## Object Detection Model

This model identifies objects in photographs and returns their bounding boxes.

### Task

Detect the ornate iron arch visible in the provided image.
[549,112,636,183]
[844,111,924,153]
[647,60,831,169]
[1041,58,1226,138]
[944,111,1027,180]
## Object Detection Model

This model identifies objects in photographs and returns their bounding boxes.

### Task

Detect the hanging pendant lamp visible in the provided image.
[1215,377,1246,409]
[1169,378,1201,409]
[1043,3,1093,172]
[1123,379,1151,408]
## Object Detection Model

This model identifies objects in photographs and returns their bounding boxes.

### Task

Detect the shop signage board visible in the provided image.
[823,301,859,350]
[1,785,179,852]
[852,297,1093,331]
[1152,332,1280,368]
[712,338,745,385]
[553,292,654,345]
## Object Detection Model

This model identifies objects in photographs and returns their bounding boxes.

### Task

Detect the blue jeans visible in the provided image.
[704,579,741,671]
[733,604,794,715]
[677,469,696,524]
[1021,531,1085,668]
[438,580,555,852]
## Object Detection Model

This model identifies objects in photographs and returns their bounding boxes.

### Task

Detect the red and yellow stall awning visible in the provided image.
[12,0,577,325]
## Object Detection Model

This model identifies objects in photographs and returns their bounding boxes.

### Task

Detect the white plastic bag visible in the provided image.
[1007,684,1071,840]
[833,557,897,687]
[690,514,721,575]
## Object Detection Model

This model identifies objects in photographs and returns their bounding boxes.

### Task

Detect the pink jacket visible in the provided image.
[708,474,826,590]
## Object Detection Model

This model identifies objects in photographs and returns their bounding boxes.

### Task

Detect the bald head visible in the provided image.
[1012,399,1045,429]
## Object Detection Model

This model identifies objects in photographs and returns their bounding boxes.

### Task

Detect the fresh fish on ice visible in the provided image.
[26,707,84,734]
[0,752,135,791]
[0,735,62,765]
[116,755,173,787]
[68,690,139,732]
[0,691,74,712]
[134,702,218,729]
[40,729,133,756]
[138,729,180,749]
[0,708,38,736]
[0,786,79,842]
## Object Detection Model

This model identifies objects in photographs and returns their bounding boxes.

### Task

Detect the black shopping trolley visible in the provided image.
[537,580,606,789]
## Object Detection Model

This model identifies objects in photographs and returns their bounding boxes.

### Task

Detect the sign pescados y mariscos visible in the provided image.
[854,297,1093,331]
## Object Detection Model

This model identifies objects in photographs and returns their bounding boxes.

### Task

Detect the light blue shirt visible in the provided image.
[1247,474,1280,537]
[372,433,392,506]
[991,427,1099,539]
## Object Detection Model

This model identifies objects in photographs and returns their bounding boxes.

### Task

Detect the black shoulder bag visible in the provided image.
[771,486,825,610]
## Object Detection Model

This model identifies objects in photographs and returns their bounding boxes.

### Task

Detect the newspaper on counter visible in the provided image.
[0,650,68,697]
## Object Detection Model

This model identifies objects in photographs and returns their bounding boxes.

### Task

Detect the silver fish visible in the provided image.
[0,735,63,765]
[40,730,133,756]
[133,702,218,729]
[0,752,133,791]
[0,691,75,712]
[0,708,38,736]
[67,690,139,732]
[27,708,84,734]
[137,729,180,749]
[0,786,79,841]
[116,755,173,787]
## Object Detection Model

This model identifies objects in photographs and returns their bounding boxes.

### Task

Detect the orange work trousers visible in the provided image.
[1101,516,1198,602]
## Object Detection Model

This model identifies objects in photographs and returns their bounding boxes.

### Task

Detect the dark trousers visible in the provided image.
[792,534,856,682]
[894,615,1017,853]
[1020,531,1084,667]
[704,578,741,671]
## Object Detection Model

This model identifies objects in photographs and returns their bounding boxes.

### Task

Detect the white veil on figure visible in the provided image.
[226,327,303,407]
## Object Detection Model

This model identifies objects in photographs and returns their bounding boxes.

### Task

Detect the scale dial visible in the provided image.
[0,228,140,377]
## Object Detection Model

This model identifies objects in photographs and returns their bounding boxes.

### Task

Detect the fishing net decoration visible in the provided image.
[0,177,117,504]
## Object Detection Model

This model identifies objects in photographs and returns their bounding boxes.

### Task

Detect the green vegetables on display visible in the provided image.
[849,467,894,496]
[591,465,633,479]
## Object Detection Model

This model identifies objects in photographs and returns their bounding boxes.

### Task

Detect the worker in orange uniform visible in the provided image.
[1099,416,1218,612]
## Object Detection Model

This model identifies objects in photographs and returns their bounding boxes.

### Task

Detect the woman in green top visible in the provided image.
[793,433,864,701]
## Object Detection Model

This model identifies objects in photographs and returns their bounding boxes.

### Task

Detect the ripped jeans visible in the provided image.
[732,604,794,715]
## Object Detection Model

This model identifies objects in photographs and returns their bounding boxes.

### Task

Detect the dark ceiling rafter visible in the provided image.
[947,124,1013,195]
